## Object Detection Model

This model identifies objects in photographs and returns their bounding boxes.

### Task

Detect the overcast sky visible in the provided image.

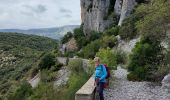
[0,0,81,29]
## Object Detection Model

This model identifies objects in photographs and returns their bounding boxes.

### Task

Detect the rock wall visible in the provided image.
[81,0,137,35]
[114,0,136,26]
[81,0,114,35]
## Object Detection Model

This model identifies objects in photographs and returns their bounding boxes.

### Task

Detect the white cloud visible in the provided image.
[0,0,81,29]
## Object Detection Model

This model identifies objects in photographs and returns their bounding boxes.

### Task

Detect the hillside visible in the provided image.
[0,32,58,98]
[0,25,79,40]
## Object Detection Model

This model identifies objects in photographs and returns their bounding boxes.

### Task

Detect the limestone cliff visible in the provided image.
[81,0,136,35]
[81,0,114,35]
[116,0,136,26]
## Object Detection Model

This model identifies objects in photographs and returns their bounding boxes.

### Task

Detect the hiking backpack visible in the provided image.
[103,64,110,79]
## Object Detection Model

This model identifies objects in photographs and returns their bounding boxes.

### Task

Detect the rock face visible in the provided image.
[81,0,136,35]
[116,0,136,26]
[162,74,170,89]
[81,0,114,35]
[65,38,78,51]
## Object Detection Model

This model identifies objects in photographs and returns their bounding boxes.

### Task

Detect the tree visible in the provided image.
[38,53,55,70]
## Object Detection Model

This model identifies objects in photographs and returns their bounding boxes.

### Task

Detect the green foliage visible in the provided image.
[28,82,58,100]
[127,0,170,81]
[30,58,89,100]
[0,32,58,51]
[56,72,89,100]
[128,37,164,81]
[96,48,117,70]
[136,0,170,42]
[104,26,119,36]
[61,32,73,44]
[8,81,32,100]
[87,59,95,76]
[64,51,77,58]
[101,35,118,48]
[38,53,55,70]
[119,15,138,40]
[0,32,58,98]
[79,40,101,59]
[40,69,57,82]
[115,50,127,65]
[73,26,88,49]
[68,59,83,73]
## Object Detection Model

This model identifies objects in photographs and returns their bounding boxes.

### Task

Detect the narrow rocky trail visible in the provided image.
[104,66,170,100]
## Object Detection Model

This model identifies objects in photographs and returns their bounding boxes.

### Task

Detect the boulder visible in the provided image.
[162,74,170,89]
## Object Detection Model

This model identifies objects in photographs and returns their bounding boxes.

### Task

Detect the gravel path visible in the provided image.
[104,66,170,100]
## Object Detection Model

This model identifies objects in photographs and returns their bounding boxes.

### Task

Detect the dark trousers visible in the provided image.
[97,82,104,100]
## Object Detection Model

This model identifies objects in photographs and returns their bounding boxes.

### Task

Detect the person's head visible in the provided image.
[94,57,100,66]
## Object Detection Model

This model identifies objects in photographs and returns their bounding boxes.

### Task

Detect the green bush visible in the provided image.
[61,32,73,44]
[56,72,89,100]
[88,31,102,42]
[40,70,57,82]
[96,48,117,70]
[79,40,101,58]
[101,35,118,48]
[38,53,55,70]
[127,37,164,81]
[73,25,88,49]
[115,50,127,65]
[87,59,95,76]
[8,81,32,100]
[28,82,58,100]
[104,26,120,36]
[68,58,83,73]
[119,16,138,40]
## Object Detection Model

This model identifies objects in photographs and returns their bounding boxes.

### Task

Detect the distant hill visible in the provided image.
[0,25,79,40]
[0,32,58,98]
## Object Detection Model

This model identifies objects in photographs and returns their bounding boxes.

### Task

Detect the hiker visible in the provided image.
[94,57,107,100]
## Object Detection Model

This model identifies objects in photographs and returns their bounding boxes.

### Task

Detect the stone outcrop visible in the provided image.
[114,0,136,26]
[162,74,170,89]
[64,38,78,51]
[81,0,137,35]
[81,0,114,35]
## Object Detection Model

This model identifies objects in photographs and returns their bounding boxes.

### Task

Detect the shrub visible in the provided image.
[79,40,101,58]
[68,58,83,74]
[28,82,58,100]
[87,59,95,76]
[96,48,117,70]
[119,16,138,40]
[38,53,55,70]
[8,81,32,100]
[73,25,88,49]
[127,37,164,81]
[101,35,118,48]
[104,26,120,36]
[64,51,77,58]
[61,32,73,44]
[88,31,102,42]
[115,50,127,65]
[40,70,57,82]
[56,72,89,100]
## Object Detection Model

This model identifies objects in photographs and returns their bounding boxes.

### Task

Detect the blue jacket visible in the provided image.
[95,64,107,83]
